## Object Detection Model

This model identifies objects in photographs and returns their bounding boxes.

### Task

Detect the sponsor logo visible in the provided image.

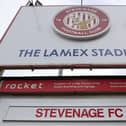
[53,6,110,40]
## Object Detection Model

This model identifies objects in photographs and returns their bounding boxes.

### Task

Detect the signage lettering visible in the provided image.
[35,108,105,118]
[19,49,89,57]
[4,82,43,90]
[108,108,123,118]
[18,48,126,58]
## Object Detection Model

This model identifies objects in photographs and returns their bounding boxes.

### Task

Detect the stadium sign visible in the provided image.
[1,6,126,68]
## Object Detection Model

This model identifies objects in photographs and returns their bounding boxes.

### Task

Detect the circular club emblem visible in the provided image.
[53,6,110,40]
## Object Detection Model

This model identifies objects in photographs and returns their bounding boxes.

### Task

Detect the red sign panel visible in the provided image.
[0,77,126,93]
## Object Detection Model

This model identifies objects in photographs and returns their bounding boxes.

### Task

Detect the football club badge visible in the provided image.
[53,6,110,40]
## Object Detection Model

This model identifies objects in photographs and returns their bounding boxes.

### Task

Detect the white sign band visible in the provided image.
[4,106,126,121]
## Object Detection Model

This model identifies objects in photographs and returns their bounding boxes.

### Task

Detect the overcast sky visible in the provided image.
[1,0,126,76]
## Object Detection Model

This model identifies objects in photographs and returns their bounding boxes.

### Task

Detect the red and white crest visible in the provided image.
[53,6,110,40]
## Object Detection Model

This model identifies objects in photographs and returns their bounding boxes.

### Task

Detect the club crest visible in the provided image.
[53,6,110,40]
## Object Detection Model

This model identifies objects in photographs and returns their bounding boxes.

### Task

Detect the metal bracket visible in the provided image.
[58,69,63,76]
[0,70,4,86]
[0,70,4,77]
[81,0,83,6]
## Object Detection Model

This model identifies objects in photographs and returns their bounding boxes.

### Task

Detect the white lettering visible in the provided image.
[17,84,23,89]
[31,84,37,89]
[39,83,43,88]
[10,84,16,89]
[24,83,30,88]
[5,84,10,89]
